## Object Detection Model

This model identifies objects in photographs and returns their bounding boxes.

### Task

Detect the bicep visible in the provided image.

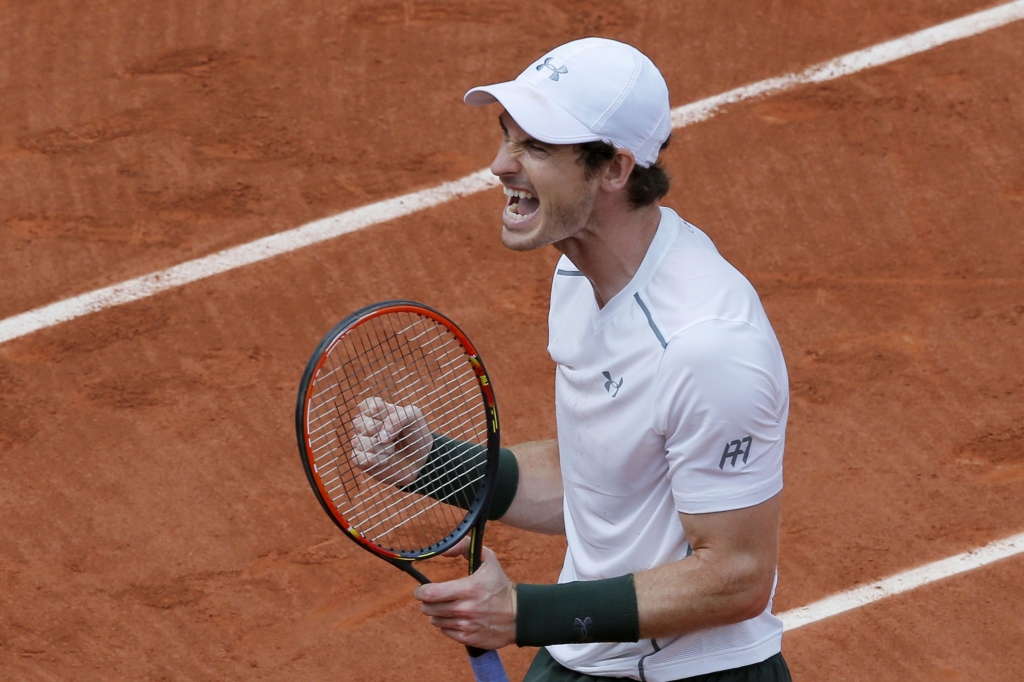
[634,493,782,637]
[679,493,781,603]
[681,494,780,560]
[500,439,565,534]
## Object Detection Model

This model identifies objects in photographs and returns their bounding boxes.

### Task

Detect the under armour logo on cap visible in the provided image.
[536,57,568,81]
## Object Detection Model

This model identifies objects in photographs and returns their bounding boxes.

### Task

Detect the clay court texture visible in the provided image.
[1,1,1023,680]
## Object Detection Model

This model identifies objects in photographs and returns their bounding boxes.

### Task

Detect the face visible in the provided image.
[490,112,600,252]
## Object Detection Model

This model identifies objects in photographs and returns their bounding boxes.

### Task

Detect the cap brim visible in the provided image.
[464,81,605,146]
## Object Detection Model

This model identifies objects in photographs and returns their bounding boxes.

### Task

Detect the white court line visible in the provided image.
[780,531,1024,631]
[2,1,1023,346]
[671,0,1024,127]
[0,169,499,345]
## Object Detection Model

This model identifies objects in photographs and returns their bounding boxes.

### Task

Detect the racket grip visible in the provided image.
[467,649,510,682]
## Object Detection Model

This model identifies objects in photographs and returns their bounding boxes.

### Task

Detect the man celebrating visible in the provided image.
[369,38,792,681]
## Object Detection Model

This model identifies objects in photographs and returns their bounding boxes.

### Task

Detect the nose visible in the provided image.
[490,140,519,179]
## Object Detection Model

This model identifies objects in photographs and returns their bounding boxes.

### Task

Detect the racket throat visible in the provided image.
[394,560,431,585]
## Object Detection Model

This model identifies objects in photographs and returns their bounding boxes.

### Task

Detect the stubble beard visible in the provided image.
[501,189,597,253]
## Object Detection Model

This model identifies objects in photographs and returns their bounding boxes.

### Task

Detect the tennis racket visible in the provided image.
[295,300,510,682]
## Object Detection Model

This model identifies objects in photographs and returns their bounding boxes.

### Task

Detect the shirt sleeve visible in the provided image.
[653,319,788,514]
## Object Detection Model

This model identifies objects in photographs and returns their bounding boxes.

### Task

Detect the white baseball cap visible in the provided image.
[464,38,671,168]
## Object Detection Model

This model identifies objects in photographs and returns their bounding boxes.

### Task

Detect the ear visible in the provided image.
[598,148,637,193]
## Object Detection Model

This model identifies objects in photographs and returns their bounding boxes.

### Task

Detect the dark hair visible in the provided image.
[577,137,671,208]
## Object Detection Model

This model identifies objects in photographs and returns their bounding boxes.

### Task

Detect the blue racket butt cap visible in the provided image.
[469,649,510,682]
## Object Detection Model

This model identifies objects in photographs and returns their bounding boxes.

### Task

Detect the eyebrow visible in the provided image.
[498,115,546,148]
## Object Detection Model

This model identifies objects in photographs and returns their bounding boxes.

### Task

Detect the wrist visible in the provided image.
[402,435,519,520]
[510,582,518,641]
[515,574,640,647]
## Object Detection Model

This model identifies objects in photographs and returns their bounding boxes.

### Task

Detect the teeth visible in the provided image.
[502,187,536,200]
[505,204,530,221]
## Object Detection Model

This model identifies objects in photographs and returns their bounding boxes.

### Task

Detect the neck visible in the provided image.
[555,201,662,308]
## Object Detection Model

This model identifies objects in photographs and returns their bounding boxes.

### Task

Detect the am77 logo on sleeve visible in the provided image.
[719,436,752,470]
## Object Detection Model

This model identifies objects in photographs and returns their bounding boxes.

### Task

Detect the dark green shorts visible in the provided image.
[524,647,791,682]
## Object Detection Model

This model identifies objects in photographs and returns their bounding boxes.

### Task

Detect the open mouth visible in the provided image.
[503,186,540,222]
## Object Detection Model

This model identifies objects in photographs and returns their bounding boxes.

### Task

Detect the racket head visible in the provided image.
[295,300,500,564]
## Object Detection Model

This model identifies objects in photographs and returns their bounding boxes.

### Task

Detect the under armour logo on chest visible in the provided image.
[537,57,568,81]
[602,371,623,397]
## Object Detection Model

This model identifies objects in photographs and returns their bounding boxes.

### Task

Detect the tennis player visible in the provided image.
[397,38,791,681]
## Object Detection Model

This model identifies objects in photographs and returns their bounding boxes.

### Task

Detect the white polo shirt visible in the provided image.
[545,207,788,681]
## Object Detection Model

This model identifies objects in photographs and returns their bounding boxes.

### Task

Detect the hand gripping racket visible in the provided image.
[295,301,510,682]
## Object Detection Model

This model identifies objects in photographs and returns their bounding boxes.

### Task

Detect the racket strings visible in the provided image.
[348,315,485,546]
[311,337,457,550]
[306,351,476,442]
[305,310,490,553]
[314,330,482,496]
[349,314,486,549]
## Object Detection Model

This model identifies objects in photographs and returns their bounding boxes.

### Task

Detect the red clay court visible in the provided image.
[1,1,1023,680]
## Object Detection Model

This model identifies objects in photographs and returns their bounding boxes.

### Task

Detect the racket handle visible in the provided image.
[467,649,509,682]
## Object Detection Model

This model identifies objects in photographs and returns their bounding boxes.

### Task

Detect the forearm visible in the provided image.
[405,435,563,533]
[633,547,775,638]
[499,439,564,534]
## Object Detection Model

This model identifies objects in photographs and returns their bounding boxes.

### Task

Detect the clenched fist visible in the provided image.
[351,397,432,488]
